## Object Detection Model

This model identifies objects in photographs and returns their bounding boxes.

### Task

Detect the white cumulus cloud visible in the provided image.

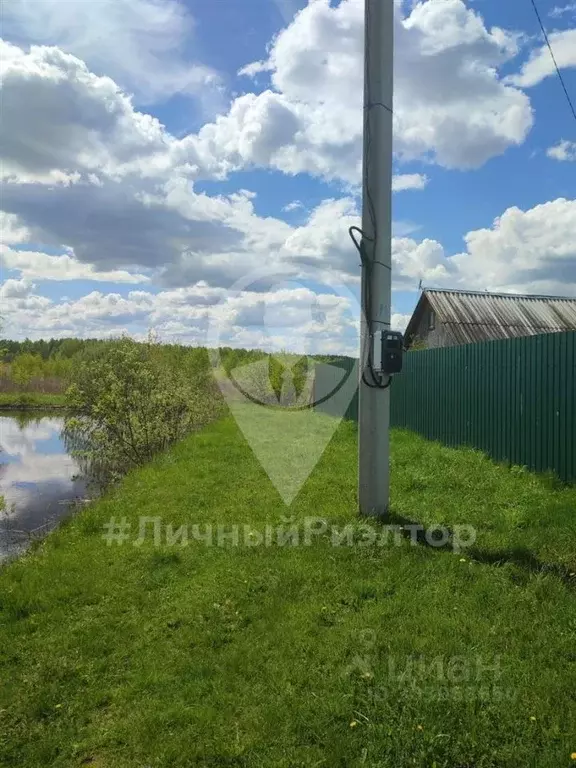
[392,174,429,192]
[508,29,576,88]
[1,245,151,283]
[1,0,220,105]
[0,211,30,245]
[0,277,34,300]
[547,139,576,161]
[229,0,532,179]
[450,198,576,295]
[0,41,173,184]
[550,4,576,18]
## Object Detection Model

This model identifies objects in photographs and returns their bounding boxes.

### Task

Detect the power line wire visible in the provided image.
[529,0,576,123]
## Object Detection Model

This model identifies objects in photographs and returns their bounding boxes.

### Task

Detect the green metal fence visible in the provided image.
[315,331,576,483]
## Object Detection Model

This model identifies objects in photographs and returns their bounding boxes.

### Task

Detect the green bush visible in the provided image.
[14,392,34,406]
[64,336,224,483]
[10,353,44,387]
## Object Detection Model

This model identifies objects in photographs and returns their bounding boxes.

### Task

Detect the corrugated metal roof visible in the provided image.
[408,289,576,345]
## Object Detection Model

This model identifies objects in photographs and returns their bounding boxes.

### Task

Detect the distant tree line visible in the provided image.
[1,334,359,480]
[0,337,102,362]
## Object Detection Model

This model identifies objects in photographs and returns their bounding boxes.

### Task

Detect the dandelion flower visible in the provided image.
[350,720,359,728]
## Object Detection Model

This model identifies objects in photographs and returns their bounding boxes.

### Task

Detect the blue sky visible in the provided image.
[0,0,575,355]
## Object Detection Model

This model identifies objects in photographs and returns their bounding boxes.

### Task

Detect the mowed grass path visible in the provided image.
[1,414,576,767]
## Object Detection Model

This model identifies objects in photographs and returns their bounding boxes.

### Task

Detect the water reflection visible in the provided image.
[0,411,87,560]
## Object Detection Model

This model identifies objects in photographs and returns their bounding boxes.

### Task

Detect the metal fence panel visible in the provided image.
[314,331,576,483]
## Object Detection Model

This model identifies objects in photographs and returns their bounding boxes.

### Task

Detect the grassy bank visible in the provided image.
[0,392,67,409]
[1,415,575,767]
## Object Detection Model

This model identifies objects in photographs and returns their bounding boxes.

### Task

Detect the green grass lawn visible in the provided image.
[0,392,67,408]
[1,413,575,767]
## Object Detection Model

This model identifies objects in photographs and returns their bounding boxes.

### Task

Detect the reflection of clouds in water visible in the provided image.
[1,454,80,518]
[0,416,64,457]
[0,417,85,548]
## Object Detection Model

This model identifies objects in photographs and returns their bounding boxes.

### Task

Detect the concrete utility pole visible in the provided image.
[358,0,394,516]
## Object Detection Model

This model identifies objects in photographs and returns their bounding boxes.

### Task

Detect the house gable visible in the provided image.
[404,289,576,349]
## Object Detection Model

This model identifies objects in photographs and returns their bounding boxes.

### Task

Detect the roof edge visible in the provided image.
[423,288,576,302]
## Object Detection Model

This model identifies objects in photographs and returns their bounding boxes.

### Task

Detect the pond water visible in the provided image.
[0,411,87,561]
